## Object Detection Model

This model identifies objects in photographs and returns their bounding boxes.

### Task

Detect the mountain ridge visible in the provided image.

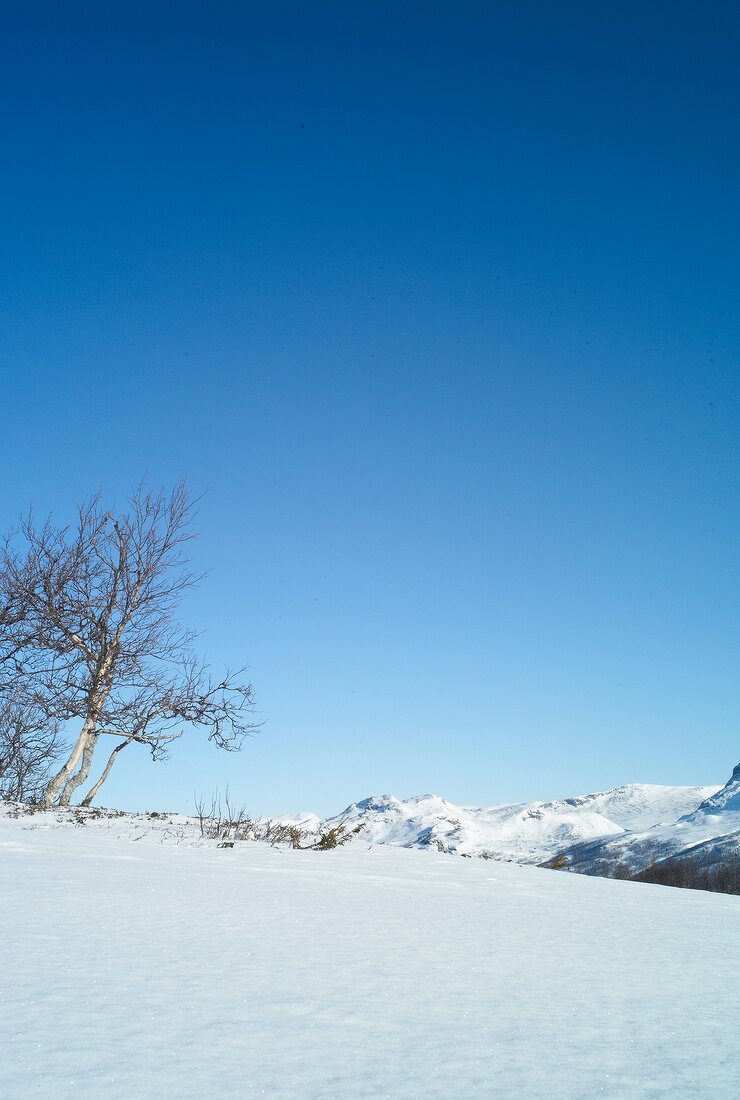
[547,764,740,876]
[317,780,720,863]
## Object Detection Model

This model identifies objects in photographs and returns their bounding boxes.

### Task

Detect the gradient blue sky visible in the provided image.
[1,2,738,815]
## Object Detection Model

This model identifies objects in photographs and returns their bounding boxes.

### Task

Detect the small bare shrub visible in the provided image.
[193,790,311,847]
[309,822,364,850]
[194,787,256,841]
[262,820,305,848]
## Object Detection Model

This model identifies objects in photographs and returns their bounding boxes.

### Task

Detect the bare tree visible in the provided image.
[0,699,64,803]
[0,482,258,808]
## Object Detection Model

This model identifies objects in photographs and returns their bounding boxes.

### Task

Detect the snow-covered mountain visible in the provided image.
[551,764,740,876]
[318,781,719,864]
[686,761,740,817]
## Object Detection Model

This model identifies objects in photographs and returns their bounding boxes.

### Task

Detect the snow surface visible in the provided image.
[2,806,740,1098]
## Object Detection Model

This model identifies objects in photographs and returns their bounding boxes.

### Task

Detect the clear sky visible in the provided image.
[1,2,738,816]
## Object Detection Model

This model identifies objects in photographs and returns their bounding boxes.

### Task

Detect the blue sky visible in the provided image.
[1,2,738,815]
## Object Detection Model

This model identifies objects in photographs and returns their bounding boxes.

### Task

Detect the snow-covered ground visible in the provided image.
[2,807,740,1098]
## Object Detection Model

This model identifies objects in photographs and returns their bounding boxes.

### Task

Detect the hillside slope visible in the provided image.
[2,809,740,1098]
[554,765,740,876]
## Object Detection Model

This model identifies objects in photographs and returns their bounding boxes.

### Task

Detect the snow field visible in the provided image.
[2,824,740,1098]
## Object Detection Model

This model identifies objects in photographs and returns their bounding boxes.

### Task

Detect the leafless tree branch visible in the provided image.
[0,482,259,807]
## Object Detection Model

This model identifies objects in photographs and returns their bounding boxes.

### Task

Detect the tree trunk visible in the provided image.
[58,730,101,806]
[42,717,96,807]
[81,737,133,806]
